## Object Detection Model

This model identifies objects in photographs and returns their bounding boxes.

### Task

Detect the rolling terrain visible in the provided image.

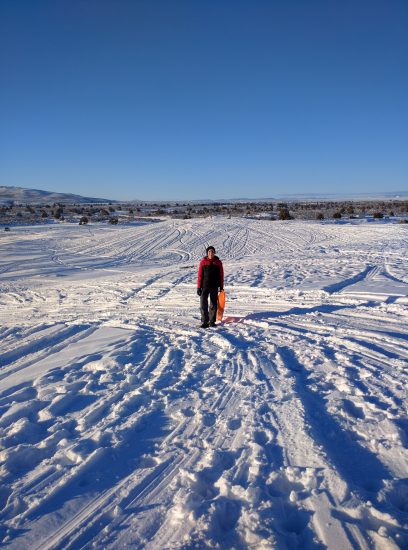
[0,218,407,549]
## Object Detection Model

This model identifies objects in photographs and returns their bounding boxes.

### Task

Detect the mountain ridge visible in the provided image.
[0,186,116,204]
[1,185,407,204]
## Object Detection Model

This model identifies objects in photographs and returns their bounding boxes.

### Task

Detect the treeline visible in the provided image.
[0,203,142,225]
[169,200,408,220]
[1,199,407,226]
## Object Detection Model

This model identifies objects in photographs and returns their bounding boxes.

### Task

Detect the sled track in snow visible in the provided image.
[5,309,406,548]
[1,219,407,548]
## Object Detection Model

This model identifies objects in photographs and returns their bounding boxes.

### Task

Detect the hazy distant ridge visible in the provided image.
[1,185,407,205]
[0,186,115,204]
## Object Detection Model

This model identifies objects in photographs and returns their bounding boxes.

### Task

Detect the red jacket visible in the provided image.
[197,256,224,290]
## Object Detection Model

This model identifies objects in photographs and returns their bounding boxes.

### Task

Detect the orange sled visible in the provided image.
[216,290,226,322]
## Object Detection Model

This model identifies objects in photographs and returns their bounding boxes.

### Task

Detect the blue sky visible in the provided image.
[0,0,407,200]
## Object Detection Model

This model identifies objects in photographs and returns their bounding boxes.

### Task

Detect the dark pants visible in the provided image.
[200,288,218,324]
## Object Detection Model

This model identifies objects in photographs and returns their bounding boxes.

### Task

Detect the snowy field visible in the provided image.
[0,217,407,549]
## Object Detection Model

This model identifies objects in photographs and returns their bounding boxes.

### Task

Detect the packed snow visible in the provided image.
[0,217,407,549]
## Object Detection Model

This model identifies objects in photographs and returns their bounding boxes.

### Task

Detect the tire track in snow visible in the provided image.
[2,328,177,548]
[32,329,250,548]
[2,219,407,548]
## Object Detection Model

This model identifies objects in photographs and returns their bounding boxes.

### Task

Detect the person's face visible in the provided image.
[207,249,215,259]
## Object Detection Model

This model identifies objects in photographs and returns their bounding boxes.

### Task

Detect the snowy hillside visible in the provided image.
[0,218,407,549]
[0,185,114,205]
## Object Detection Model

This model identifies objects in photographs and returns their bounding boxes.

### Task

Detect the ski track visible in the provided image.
[0,218,407,549]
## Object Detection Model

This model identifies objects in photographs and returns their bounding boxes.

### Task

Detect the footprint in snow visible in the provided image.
[227,417,242,430]
[253,430,270,445]
[201,412,216,427]
[341,398,366,420]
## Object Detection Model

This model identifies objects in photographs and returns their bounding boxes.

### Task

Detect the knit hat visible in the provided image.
[206,246,216,254]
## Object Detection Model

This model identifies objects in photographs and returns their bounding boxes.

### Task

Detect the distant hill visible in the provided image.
[150,192,408,203]
[202,191,408,203]
[0,186,116,205]
[271,191,408,201]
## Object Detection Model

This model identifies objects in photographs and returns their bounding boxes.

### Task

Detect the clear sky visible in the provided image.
[0,0,407,200]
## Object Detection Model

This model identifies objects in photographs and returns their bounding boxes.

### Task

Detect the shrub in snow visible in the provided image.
[79,216,89,225]
[278,208,291,220]
[373,212,384,219]
[316,213,324,220]
[108,217,119,224]
[333,212,342,219]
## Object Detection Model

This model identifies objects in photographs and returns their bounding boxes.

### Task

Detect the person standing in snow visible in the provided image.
[197,246,224,328]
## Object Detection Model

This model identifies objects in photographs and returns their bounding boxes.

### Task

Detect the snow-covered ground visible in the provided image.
[0,218,407,549]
